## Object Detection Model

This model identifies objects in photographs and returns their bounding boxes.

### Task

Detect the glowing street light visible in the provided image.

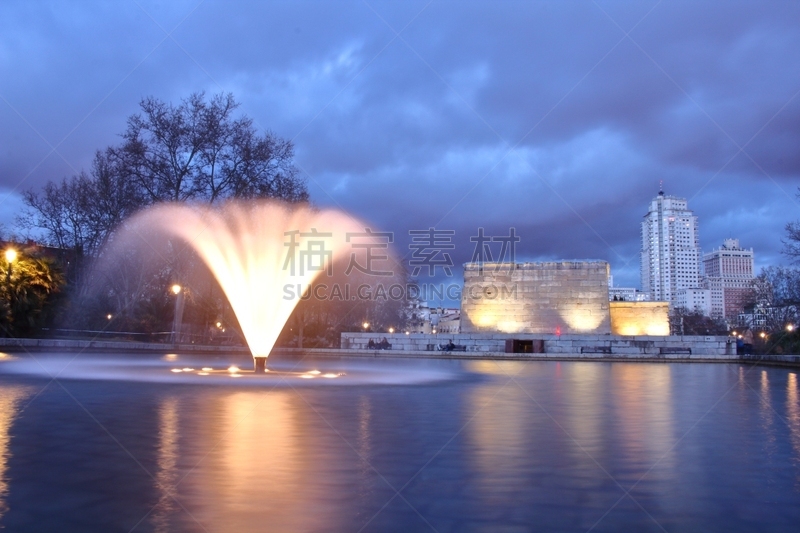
[787,324,795,332]
[171,284,184,343]
[4,249,17,263]
[388,327,395,334]
[362,322,369,330]
[106,314,112,320]
[759,331,767,339]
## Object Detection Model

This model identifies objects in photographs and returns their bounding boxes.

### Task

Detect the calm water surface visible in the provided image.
[0,354,799,532]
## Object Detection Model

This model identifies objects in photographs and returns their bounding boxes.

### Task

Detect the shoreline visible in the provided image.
[0,337,798,368]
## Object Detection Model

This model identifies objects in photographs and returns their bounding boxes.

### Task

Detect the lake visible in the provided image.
[0,353,798,532]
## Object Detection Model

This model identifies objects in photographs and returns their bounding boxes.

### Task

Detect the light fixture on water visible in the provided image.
[228,365,240,373]
[202,367,213,371]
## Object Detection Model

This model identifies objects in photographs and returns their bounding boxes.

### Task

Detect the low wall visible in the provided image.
[0,337,249,354]
[341,332,734,357]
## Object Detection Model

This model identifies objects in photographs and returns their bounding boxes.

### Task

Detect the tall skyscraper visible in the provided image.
[640,190,701,303]
[702,238,754,320]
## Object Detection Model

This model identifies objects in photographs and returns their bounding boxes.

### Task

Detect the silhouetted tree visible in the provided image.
[0,248,64,337]
[19,92,306,256]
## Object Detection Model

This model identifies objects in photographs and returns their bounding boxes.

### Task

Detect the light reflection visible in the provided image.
[183,391,340,530]
[468,362,530,505]
[786,373,800,483]
[610,364,675,475]
[759,370,776,454]
[151,397,179,532]
[0,385,34,521]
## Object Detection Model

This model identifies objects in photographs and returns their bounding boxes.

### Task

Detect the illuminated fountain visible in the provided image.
[125,201,368,372]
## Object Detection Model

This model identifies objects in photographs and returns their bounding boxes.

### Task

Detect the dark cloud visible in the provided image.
[1,0,798,297]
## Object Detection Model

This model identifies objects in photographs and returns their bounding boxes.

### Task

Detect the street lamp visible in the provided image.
[388,327,394,334]
[787,324,795,332]
[4,249,17,337]
[362,322,369,330]
[171,284,185,344]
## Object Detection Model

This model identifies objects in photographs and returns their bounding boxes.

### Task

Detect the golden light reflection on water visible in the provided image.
[467,362,538,504]
[178,391,342,532]
[0,385,33,520]
[786,374,800,482]
[610,364,675,474]
[561,363,606,466]
[152,397,179,533]
[466,361,678,507]
[759,370,777,454]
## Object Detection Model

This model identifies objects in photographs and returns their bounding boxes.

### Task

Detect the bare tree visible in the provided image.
[113,92,306,204]
[20,92,307,259]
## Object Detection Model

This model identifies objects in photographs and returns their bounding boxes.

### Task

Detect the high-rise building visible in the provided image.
[640,190,701,304]
[702,238,754,320]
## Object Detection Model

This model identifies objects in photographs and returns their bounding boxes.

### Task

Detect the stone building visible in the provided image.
[460,261,612,334]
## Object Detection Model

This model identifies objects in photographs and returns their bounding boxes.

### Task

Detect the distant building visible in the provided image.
[702,238,754,320]
[676,287,712,316]
[436,309,461,334]
[609,286,649,302]
[640,190,701,304]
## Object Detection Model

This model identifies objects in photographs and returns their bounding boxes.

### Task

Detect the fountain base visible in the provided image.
[253,357,267,373]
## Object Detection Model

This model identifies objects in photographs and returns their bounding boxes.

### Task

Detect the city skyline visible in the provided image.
[1,1,799,290]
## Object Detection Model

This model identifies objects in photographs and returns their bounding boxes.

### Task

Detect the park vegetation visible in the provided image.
[2,92,407,344]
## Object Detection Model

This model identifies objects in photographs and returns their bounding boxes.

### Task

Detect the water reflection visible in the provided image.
[152,397,180,532]
[759,370,777,455]
[787,373,800,484]
[467,361,535,505]
[610,364,675,474]
[0,384,33,520]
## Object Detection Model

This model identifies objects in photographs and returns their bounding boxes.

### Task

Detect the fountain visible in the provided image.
[124,201,371,371]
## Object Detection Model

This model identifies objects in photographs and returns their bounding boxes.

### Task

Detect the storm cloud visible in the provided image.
[1,0,798,293]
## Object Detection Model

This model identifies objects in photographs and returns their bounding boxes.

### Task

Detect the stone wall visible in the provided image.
[460,261,611,334]
[609,301,670,336]
[340,332,734,357]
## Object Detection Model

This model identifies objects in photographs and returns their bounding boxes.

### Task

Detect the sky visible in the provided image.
[1,0,799,298]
